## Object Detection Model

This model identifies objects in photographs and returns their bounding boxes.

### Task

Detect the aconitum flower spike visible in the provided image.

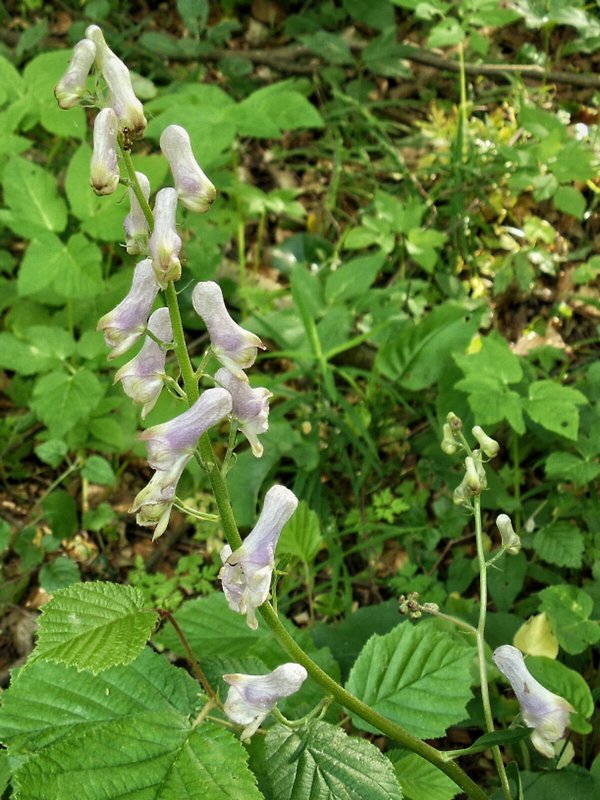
[97,259,160,359]
[219,485,298,629]
[192,281,265,382]
[496,513,521,555]
[85,25,147,138]
[114,307,173,418]
[54,39,96,109]
[90,107,120,196]
[139,387,232,472]
[215,367,272,457]
[492,645,574,758]
[124,171,151,255]
[160,125,216,213]
[223,663,308,740]
[148,188,182,288]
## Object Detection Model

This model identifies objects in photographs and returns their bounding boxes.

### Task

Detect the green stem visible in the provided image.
[474,497,512,800]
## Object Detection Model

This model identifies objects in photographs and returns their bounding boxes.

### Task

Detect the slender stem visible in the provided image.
[120,146,154,230]
[159,609,218,703]
[474,497,512,800]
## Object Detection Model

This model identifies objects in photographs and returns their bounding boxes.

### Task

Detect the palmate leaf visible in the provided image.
[262,722,402,800]
[345,622,475,739]
[33,582,159,673]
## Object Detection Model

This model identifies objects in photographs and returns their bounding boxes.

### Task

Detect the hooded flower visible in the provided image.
[192,281,265,382]
[492,645,574,758]
[215,367,271,457]
[496,513,521,555]
[160,125,216,213]
[124,171,151,255]
[219,485,298,629]
[131,388,232,539]
[86,25,147,138]
[223,663,308,740]
[472,425,500,458]
[90,107,120,195]
[54,39,96,109]
[149,188,182,288]
[97,259,160,359]
[114,307,173,418]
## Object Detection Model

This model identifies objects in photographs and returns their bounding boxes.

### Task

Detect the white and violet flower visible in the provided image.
[54,39,96,109]
[114,307,172,418]
[90,107,120,196]
[496,514,521,555]
[160,125,216,213]
[223,663,308,740]
[86,25,147,138]
[192,281,265,382]
[219,485,298,629]
[215,367,271,458]
[492,645,574,758]
[124,171,151,255]
[97,258,160,359]
[149,188,182,288]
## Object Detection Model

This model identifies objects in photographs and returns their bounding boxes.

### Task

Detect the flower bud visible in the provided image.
[223,663,308,740]
[446,411,463,432]
[472,425,500,458]
[97,259,160,359]
[160,125,216,213]
[124,172,151,255]
[148,188,182,288]
[90,107,120,196]
[215,367,272,458]
[496,513,521,555]
[114,307,172,418]
[220,485,298,629]
[54,39,96,109]
[192,281,265,382]
[465,456,483,493]
[441,422,458,455]
[86,25,147,138]
[452,474,471,507]
[493,645,574,758]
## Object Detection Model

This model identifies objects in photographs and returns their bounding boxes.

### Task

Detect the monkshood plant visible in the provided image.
[0,27,584,800]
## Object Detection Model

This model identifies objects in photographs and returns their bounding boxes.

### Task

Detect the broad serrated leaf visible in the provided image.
[19,232,103,299]
[345,622,475,738]
[233,81,324,138]
[39,557,81,593]
[545,451,600,486]
[22,50,87,140]
[388,751,459,800]
[539,585,600,655]
[526,656,594,734]
[82,455,116,485]
[33,582,159,673]
[0,648,200,753]
[525,380,587,440]
[278,500,324,563]
[14,713,262,800]
[30,368,104,437]
[3,156,68,236]
[263,722,402,800]
[533,521,583,568]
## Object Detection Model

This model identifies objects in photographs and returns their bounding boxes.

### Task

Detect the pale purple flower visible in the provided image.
[160,125,216,213]
[493,645,574,758]
[86,25,147,138]
[192,281,265,382]
[114,307,172,418]
[97,259,160,359]
[54,39,96,109]
[215,367,271,457]
[219,485,298,629]
[149,188,182,288]
[90,107,119,196]
[223,663,308,740]
[124,171,151,255]
[139,387,232,472]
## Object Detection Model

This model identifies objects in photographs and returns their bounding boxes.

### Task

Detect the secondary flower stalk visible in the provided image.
[54,39,96,109]
[160,125,216,212]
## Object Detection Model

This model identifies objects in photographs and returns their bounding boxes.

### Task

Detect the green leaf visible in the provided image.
[545,451,600,486]
[34,439,68,468]
[525,380,587,440]
[177,0,209,34]
[42,489,78,539]
[526,656,594,734]
[39,557,81,593]
[82,455,116,486]
[487,552,527,613]
[3,157,68,236]
[300,31,355,64]
[343,0,395,31]
[428,18,465,48]
[263,722,402,800]
[0,520,10,555]
[33,582,159,673]
[0,329,72,375]
[22,50,87,139]
[388,751,460,800]
[553,186,586,219]
[539,585,600,655]
[0,750,9,796]
[278,500,324,563]
[533,521,584,568]
[406,228,447,272]
[345,622,475,738]
[19,232,103,299]
[325,253,385,304]
[31,368,104,437]
[233,81,324,138]
[454,332,523,384]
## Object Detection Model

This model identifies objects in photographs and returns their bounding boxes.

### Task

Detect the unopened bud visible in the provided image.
[124,171,151,254]
[441,422,458,455]
[422,602,440,614]
[149,188,182,288]
[496,513,521,554]
[472,425,500,458]
[446,411,463,432]
[465,456,483,493]
[90,107,120,195]
[160,125,216,213]
[54,39,96,109]
[453,474,471,507]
